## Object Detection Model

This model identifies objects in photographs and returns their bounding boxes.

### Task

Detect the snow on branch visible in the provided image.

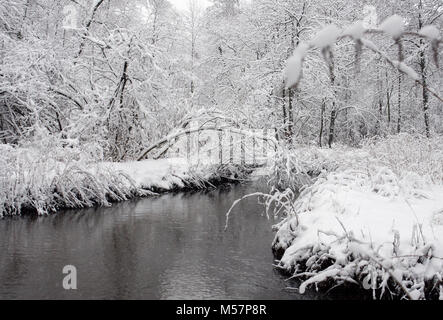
[379,15,405,39]
[284,15,442,102]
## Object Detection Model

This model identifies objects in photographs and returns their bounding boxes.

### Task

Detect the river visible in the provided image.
[0,180,317,300]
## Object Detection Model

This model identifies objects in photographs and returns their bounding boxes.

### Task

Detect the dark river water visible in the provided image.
[0,181,317,300]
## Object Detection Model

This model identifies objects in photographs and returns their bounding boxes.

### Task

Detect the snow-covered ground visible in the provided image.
[104,158,196,191]
[270,134,443,300]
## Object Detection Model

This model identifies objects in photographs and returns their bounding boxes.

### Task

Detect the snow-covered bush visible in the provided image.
[272,167,443,300]
[362,134,443,185]
[269,134,443,299]
[268,147,315,191]
[0,131,138,216]
[268,143,371,191]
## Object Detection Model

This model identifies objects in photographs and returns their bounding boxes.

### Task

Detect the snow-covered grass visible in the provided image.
[0,141,141,216]
[268,143,367,191]
[0,136,250,217]
[270,134,443,300]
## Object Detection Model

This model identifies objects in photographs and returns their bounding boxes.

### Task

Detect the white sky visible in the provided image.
[169,0,211,12]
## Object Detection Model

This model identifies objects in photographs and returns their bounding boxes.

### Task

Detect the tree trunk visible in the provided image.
[328,108,337,148]
[319,100,325,147]
[420,46,430,138]
[397,73,402,134]
[282,86,287,138]
[377,100,383,135]
[287,88,294,143]
[386,88,391,124]
[418,1,430,138]
[327,49,336,148]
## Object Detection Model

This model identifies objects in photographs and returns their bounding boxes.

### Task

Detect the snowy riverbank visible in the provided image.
[270,134,443,300]
[0,141,250,216]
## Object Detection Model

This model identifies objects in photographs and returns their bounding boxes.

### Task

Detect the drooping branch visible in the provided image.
[49,87,84,110]
[285,18,443,103]
[360,38,443,104]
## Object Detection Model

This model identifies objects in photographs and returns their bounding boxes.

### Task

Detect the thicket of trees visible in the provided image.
[1,0,191,160]
[194,0,442,147]
[1,0,441,161]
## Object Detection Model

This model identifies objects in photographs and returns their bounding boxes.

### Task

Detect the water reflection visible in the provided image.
[0,181,310,300]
